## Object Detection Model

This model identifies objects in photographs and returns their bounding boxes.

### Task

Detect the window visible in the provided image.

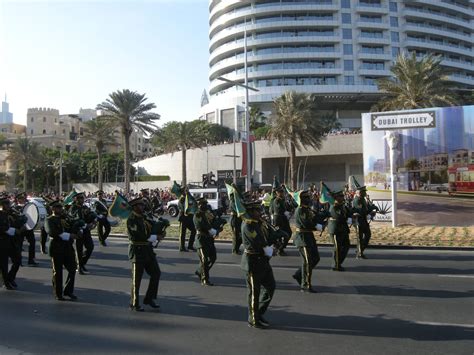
[391,47,400,57]
[390,17,398,27]
[43,117,46,122]
[343,44,353,55]
[344,60,354,71]
[344,76,355,85]
[31,129,34,135]
[343,29,352,39]
[80,127,84,136]
[62,129,66,134]
[30,117,34,122]
[391,31,399,42]
[342,0,350,8]
[342,13,351,24]
[43,129,46,134]
[389,1,397,12]
[54,130,57,135]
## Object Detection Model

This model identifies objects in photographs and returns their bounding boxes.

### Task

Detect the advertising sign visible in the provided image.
[372,200,392,222]
[371,110,436,131]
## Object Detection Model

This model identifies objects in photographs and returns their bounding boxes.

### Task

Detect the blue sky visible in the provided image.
[0,0,210,125]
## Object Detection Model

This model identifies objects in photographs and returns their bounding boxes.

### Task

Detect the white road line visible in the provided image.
[215,262,295,271]
[438,274,474,279]
[414,321,474,328]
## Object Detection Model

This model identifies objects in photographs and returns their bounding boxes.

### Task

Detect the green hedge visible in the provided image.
[136,175,170,182]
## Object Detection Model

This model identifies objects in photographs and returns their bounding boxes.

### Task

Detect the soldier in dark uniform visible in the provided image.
[177,190,196,252]
[127,197,161,311]
[40,195,54,255]
[270,187,292,256]
[0,195,16,290]
[328,191,351,271]
[68,192,96,275]
[352,187,377,259]
[292,191,320,293]
[95,190,111,247]
[241,200,276,329]
[14,192,39,266]
[229,184,242,255]
[45,201,78,301]
[193,198,217,286]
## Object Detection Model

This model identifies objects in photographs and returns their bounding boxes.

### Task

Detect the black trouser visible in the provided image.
[51,248,77,298]
[230,214,242,253]
[179,215,196,250]
[196,240,217,283]
[97,218,111,243]
[0,238,9,286]
[7,237,22,283]
[130,258,161,307]
[40,227,48,253]
[330,233,350,269]
[22,229,36,263]
[245,260,275,325]
[76,229,94,269]
[356,220,372,256]
[274,215,292,251]
[293,245,320,289]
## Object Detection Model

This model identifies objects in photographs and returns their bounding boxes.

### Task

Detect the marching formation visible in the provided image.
[0,176,380,329]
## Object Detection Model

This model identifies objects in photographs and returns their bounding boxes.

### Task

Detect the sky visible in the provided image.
[0,0,210,126]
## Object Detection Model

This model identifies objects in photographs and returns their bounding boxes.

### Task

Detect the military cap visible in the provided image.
[129,197,145,207]
[96,190,104,195]
[0,194,11,204]
[50,200,63,208]
[243,200,262,210]
[15,192,27,199]
[196,197,208,205]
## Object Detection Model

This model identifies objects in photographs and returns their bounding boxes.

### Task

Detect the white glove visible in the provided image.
[6,227,16,236]
[97,215,105,219]
[316,224,323,232]
[347,218,353,225]
[147,234,158,243]
[263,246,274,258]
[152,240,159,247]
[284,211,291,219]
[209,228,217,237]
[60,232,71,241]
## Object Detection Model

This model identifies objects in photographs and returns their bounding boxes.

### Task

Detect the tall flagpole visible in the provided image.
[244,22,251,192]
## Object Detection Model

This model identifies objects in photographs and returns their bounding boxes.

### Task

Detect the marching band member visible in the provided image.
[270,186,292,256]
[14,192,39,266]
[177,188,197,252]
[193,198,220,286]
[94,190,111,247]
[352,186,378,259]
[127,197,161,311]
[0,195,18,290]
[328,190,351,271]
[45,201,79,301]
[292,191,320,293]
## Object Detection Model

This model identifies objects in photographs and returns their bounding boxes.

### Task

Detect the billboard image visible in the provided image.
[362,105,474,226]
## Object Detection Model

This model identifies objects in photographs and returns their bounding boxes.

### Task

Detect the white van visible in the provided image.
[166,188,226,217]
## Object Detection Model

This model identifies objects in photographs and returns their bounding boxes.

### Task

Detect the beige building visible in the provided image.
[419,153,449,171]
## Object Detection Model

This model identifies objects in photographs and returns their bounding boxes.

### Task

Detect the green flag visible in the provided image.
[108,192,131,219]
[225,183,247,216]
[285,185,303,206]
[171,181,182,199]
[63,190,77,206]
[319,181,335,205]
[348,175,362,191]
[184,192,197,216]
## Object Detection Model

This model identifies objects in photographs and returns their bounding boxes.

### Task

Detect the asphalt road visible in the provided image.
[368,191,474,226]
[0,238,473,355]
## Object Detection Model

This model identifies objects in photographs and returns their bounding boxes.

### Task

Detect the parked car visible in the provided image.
[423,183,449,193]
[166,188,226,217]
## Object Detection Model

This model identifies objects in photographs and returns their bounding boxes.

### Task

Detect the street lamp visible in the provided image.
[223,136,241,184]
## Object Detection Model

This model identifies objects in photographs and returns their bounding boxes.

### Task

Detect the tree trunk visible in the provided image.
[181,148,187,186]
[123,131,131,194]
[289,142,297,191]
[23,160,27,192]
[97,148,103,191]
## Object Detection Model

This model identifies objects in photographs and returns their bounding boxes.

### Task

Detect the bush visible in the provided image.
[136,175,170,182]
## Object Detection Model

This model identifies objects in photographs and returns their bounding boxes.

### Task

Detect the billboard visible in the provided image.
[362,105,474,226]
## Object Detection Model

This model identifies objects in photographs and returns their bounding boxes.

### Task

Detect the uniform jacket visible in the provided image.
[127,211,155,263]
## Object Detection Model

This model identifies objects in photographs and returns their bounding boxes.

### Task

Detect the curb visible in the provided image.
[98,234,474,251]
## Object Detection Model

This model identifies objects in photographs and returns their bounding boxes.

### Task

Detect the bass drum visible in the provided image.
[107,216,119,227]
[23,200,48,230]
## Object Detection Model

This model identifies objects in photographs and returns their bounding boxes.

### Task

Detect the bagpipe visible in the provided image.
[205,209,227,237]
[146,215,171,248]
[260,214,287,249]
[8,206,29,231]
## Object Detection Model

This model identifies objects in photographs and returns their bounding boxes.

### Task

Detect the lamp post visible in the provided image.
[223,136,240,185]
[53,142,64,196]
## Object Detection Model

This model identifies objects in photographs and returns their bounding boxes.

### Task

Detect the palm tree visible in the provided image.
[405,158,420,171]
[249,106,267,131]
[152,120,206,185]
[96,89,160,193]
[83,118,117,191]
[7,137,42,191]
[268,91,338,190]
[374,53,458,111]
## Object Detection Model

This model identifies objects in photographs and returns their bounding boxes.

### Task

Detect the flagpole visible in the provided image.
[244,23,251,192]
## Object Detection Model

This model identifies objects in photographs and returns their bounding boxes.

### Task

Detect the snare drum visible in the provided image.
[23,200,48,230]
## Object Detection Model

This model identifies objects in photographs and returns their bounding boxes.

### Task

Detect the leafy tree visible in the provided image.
[97,89,160,193]
[268,91,338,190]
[404,158,420,171]
[7,137,42,191]
[249,106,267,131]
[83,118,117,190]
[254,126,270,140]
[203,122,232,144]
[152,120,206,185]
[374,53,458,111]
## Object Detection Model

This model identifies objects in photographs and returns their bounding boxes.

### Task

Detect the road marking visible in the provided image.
[215,262,295,271]
[438,274,474,279]
[414,321,474,328]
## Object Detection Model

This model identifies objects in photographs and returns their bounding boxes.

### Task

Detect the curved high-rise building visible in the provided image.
[200,0,474,131]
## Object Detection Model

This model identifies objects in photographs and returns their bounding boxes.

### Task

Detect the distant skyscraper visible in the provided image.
[1,94,13,124]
